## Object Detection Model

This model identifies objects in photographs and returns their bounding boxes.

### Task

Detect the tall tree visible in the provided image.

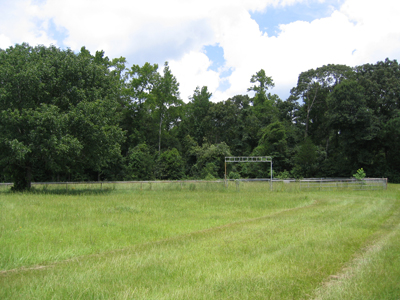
[326,80,379,175]
[247,69,277,125]
[291,64,354,138]
[247,69,274,104]
[354,58,400,179]
[122,62,159,151]
[181,86,212,146]
[0,44,125,189]
[150,62,182,154]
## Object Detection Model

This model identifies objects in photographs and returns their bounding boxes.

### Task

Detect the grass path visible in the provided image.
[1,186,399,299]
[312,200,400,299]
[1,199,319,276]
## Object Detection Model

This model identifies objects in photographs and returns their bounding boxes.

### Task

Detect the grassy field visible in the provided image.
[0,182,399,299]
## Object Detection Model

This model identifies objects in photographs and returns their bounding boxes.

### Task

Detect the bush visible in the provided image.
[156,148,185,180]
[353,168,366,180]
[228,171,240,179]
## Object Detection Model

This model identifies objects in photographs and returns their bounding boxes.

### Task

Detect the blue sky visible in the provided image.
[1,0,399,102]
[251,0,345,37]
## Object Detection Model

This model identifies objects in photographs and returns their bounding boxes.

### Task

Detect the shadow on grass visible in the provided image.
[0,186,115,195]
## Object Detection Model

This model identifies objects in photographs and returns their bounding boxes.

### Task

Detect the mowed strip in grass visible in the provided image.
[1,183,399,299]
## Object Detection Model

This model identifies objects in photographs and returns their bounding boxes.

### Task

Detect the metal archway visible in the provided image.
[225,156,273,190]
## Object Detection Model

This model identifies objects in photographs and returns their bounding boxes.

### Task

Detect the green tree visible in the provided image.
[247,69,278,125]
[255,121,288,171]
[121,62,160,152]
[190,142,231,179]
[155,148,184,180]
[292,137,318,178]
[125,143,155,180]
[241,121,288,178]
[355,59,400,180]
[180,86,212,146]
[151,62,183,154]
[247,69,274,106]
[0,44,125,189]
[326,80,378,176]
[353,168,366,180]
[201,96,259,156]
[380,113,400,181]
[291,64,354,138]
[122,62,183,155]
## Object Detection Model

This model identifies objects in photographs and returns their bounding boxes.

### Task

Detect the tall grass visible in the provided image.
[0,184,310,271]
[1,184,399,299]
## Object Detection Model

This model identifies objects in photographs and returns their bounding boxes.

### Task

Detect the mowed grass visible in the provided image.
[0,182,399,299]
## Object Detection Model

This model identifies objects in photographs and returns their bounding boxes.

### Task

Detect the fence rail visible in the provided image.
[298,178,387,191]
[0,178,388,192]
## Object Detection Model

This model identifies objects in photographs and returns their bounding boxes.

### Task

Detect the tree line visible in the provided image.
[1,43,399,190]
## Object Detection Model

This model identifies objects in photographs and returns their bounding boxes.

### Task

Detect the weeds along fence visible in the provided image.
[298,178,387,191]
[0,180,229,193]
[234,178,387,192]
[0,178,387,193]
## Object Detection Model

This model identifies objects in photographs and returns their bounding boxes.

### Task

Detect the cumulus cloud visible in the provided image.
[169,51,220,101]
[1,0,399,102]
[0,0,56,48]
[0,34,12,49]
[204,0,400,101]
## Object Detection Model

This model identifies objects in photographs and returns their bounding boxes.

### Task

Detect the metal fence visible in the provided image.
[0,178,387,193]
[0,180,228,193]
[298,178,387,191]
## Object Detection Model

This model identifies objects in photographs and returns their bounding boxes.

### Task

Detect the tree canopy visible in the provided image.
[0,44,125,189]
[1,43,399,188]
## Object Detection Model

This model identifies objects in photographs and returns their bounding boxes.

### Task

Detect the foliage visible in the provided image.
[190,141,231,179]
[353,168,366,180]
[181,86,212,146]
[0,44,125,189]
[292,137,318,178]
[228,171,241,179]
[155,148,184,180]
[1,43,399,183]
[276,170,291,179]
[290,64,354,138]
[125,143,155,180]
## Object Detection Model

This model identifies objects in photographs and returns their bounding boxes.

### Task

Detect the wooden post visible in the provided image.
[225,161,227,187]
[270,160,273,191]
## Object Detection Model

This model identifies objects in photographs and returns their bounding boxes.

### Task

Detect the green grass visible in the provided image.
[1,183,399,299]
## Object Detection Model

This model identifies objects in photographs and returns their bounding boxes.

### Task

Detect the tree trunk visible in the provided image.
[26,166,32,189]
[12,165,31,191]
[325,136,330,159]
[158,115,162,154]
[304,88,319,138]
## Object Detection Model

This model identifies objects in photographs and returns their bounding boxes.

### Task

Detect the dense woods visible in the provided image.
[1,44,399,190]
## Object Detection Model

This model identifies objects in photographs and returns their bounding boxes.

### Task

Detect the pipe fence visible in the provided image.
[0,178,387,193]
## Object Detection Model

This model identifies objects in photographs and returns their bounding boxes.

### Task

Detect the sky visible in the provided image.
[1,0,400,102]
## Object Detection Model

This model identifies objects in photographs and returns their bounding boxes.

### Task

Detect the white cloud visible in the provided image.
[202,0,400,102]
[0,0,56,48]
[0,34,12,49]
[340,0,400,63]
[169,51,220,101]
[1,0,400,102]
